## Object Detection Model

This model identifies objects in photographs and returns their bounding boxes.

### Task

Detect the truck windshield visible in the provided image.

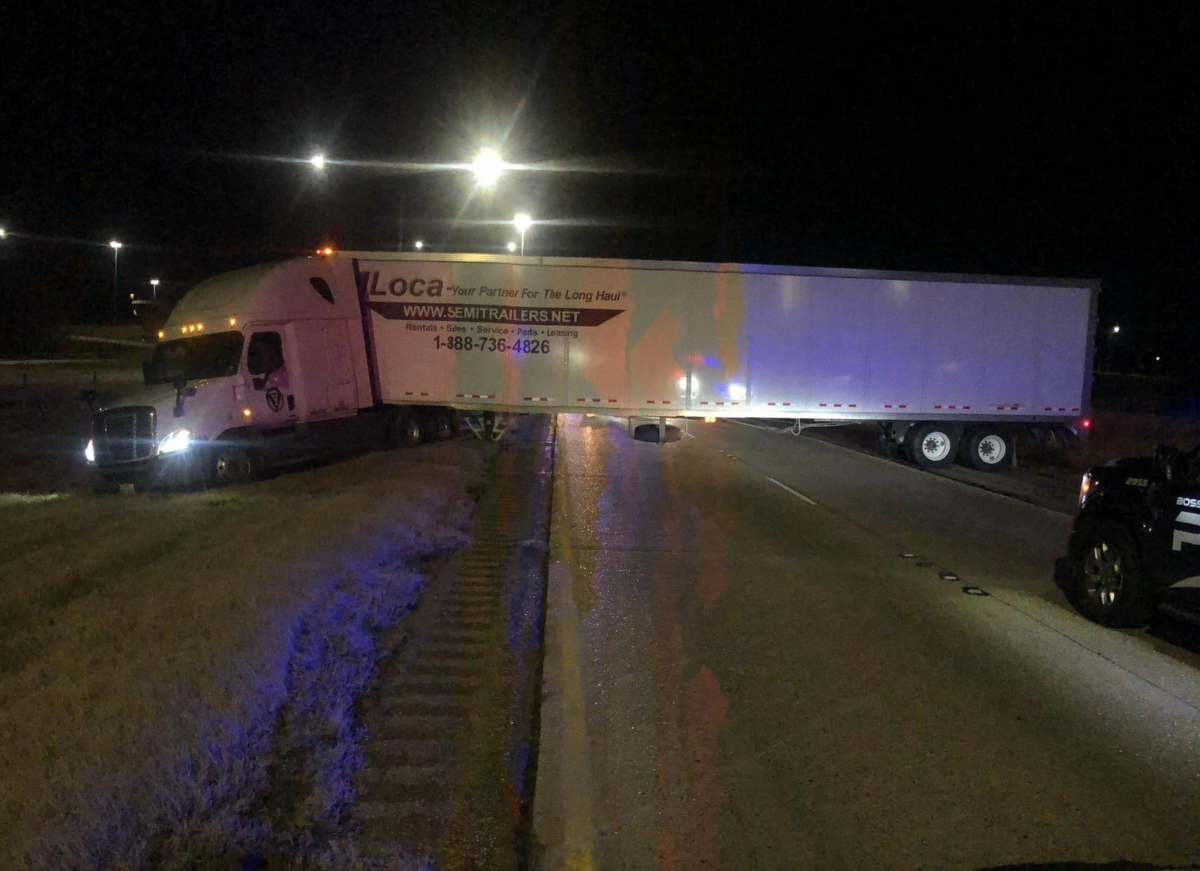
[146,331,244,385]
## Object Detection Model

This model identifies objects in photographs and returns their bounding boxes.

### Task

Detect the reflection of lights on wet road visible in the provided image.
[540,415,732,869]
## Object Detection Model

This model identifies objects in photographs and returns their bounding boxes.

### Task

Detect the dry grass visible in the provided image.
[0,442,486,869]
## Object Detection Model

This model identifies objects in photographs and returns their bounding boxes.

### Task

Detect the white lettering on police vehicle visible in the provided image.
[1176,496,1200,509]
[1173,510,1200,551]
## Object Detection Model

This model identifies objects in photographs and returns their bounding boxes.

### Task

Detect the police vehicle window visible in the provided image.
[247,332,284,375]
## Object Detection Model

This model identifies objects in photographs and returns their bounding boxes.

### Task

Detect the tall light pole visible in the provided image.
[150,278,160,303]
[109,241,123,313]
[472,148,506,188]
[310,153,326,171]
[513,213,532,255]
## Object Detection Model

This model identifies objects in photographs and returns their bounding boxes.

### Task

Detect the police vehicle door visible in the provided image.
[1169,478,1200,581]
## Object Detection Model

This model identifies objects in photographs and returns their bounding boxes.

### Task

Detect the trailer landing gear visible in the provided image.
[463,411,515,442]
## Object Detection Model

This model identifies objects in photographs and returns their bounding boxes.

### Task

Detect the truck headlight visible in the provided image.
[84,439,95,463]
[157,428,192,455]
[1078,472,1092,508]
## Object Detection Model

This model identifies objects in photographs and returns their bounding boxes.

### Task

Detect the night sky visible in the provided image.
[2,3,1197,371]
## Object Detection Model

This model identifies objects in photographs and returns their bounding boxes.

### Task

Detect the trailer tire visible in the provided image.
[387,409,423,449]
[1069,521,1154,627]
[908,422,959,469]
[964,427,1010,472]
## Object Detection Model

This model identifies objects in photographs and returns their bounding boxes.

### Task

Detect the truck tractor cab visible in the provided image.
[86,259,369,491]
[1062,444,1200,626]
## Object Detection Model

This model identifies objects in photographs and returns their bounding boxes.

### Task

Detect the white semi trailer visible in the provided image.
[86,252,1096,488]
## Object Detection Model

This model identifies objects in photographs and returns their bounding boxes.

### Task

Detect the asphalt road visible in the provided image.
[532,415,1200,871]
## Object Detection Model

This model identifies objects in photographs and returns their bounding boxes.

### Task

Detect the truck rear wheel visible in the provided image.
[387,409,423,449]
[964,427,1010,472]
[908,422,959,469]
[423,409,454,442]
[1070,521,1153,627]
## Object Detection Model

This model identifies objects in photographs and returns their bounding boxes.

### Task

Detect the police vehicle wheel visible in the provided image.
[212,446,258,486]
[965,427,1009,472]
[908,422,959,470]
[1071,521,1153,627]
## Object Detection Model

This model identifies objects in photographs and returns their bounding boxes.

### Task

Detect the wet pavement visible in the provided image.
[532,415,1200,871]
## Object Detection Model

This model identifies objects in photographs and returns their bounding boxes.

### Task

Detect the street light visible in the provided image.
[109,241,123,312]
[414,240,424,250]
[0,227,6,239]
[471,148,505,188]
[1111,325,1120,334]
[310,153,326,171]
[150,278,160,303]
[507,241,517,252]
[513,213,532,255]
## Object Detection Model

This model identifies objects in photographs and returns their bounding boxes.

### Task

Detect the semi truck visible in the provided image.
[86,252,1097,489]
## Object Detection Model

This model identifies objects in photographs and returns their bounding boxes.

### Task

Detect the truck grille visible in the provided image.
[93,407,156,465]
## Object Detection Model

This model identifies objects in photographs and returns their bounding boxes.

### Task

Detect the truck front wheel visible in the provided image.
[211,445,259,486]
[1070,521,1154,627]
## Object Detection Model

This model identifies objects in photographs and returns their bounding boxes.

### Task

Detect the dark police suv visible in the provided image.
[1062,445,1200,626]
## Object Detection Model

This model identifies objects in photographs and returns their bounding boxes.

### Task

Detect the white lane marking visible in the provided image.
[767,476,817,506]
[726,419,773,431]
[797,431,1073,518]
